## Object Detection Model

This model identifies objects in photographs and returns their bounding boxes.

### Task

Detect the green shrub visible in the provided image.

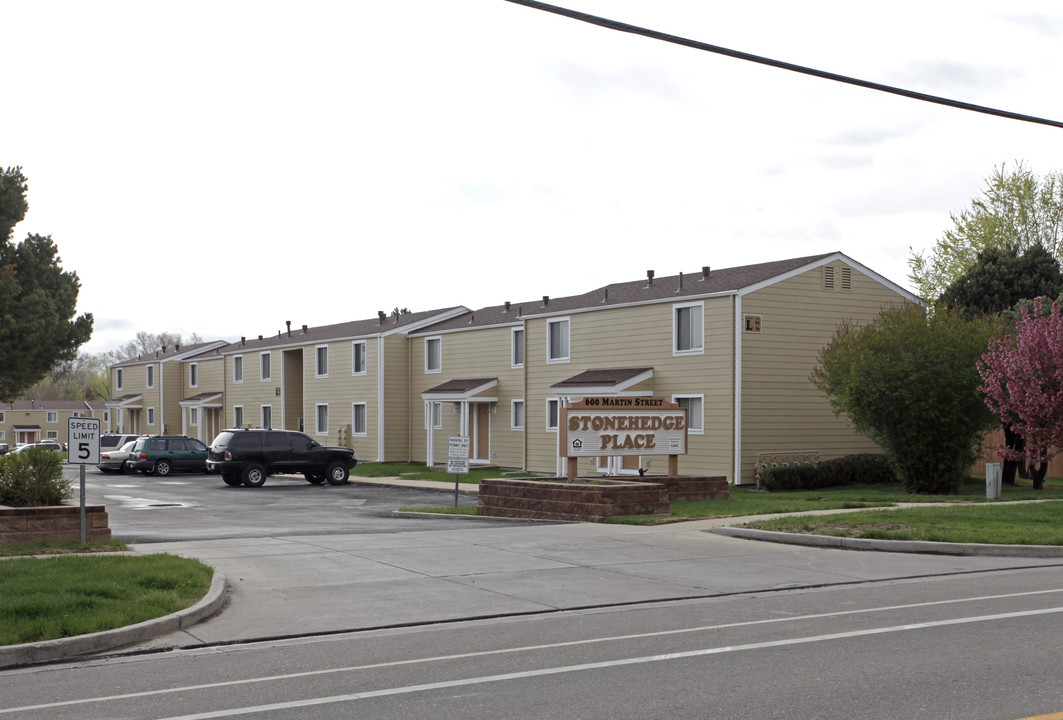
[0,449,72,506]
[760,454,896,491]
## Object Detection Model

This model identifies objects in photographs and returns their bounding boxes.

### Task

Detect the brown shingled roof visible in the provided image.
[416,253,836,334]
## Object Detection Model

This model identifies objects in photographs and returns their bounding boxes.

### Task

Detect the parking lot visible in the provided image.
[64,465,508,543]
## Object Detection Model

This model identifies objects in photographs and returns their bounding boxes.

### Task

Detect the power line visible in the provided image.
[504,0,1063,130]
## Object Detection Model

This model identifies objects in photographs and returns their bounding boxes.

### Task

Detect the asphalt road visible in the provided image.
[65,465,512,542]
[4,563,1063,719]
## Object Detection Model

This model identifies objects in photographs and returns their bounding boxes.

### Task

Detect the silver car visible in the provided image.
[97,440,138,474]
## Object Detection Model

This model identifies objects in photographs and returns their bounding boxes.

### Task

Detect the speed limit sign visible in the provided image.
[67,417,101,465]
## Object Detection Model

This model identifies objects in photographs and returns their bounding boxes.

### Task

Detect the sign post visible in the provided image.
[447,436,470,507]
[67,417,101,544]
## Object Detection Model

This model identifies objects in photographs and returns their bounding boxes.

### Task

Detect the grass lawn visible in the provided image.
[745,501,1063,545]
[0,552,214,645]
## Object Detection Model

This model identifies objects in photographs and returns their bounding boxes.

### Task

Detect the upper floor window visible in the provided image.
[674,302,704,355]
[673,394,704,434]
[512,328,524,368]
[316,346,329,377]
[146,364,155,389]
[547,318,570,363]
[352,341,367,375]
[260,352,272,381]
[116,368,123,390]
[425,337,441,373]
[233,356,244,383]
[0,412,5,423]
[46,411,58,423]
[189,363,198,388]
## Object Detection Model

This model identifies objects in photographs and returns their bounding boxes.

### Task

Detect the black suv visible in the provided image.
[207,429,357,488]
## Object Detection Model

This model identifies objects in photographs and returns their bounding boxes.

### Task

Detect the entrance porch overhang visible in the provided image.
[550,367,654,398]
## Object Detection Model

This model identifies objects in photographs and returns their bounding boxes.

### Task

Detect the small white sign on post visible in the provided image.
[447,436,470,506]
[67,417,101,545]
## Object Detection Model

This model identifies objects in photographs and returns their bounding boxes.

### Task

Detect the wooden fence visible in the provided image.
[971,428,1063,479]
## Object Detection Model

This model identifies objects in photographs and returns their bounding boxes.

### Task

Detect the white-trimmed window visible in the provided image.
[233,356,244,383]
[425,337,441,373]
[425,402,442,430]
[546,398,560,431]
[315,403,329,436]
[352,341,367,375]
[0,431,5,441]
[261,405,272,429]
[260,352,272,381]
[103,411,110,424]
[673,394,704,434]
[352,402,367,436]
[547,318,570,363]
[189,363,198,388]
[233,405,244,428]
[116,368,124,390]
[147,407,156,426]
[674,301,704,355]
[0,411,4,422]
[511,399,525,430]
[511,328,524,368]
[190,408,199,427]
[46,430,58,440]
[146,364,155,389]
[46,411,58,423]
[315,346,329,377]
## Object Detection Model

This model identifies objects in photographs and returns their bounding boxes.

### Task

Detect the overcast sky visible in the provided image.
[6,1,1063,355]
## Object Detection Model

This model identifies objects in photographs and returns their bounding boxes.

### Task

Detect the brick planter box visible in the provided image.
[0,505,111,544]
[477,477,670,522]
[634,475,729,502]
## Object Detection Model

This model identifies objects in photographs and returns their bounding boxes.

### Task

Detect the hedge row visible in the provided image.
[0,448,71,506]
[758,453,896,491]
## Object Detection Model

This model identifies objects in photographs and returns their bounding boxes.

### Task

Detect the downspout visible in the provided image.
[733,294,743,485]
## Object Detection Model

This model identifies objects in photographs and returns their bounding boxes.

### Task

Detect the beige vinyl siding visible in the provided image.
[225,353,278,429]
[739,263,911,482]
[409,326,525,468]
[192,357,225,396]
[161,360,184,435]
[380,334,408,461]
[524,300,735,477]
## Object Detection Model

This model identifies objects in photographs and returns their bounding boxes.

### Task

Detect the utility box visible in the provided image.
[986,462,1002,500]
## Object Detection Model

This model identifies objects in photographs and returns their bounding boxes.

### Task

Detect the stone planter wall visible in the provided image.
[0,505,111,544]
[477,478,670,522]
[634,475,729,502]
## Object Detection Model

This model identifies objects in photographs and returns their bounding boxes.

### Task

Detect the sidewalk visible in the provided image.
[3,476,1061,669]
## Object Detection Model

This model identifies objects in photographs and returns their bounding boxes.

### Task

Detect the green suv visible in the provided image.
[129,436,209,476]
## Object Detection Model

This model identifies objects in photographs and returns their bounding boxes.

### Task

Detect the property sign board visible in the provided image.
[560,397,687,458]
[67,417,101,465]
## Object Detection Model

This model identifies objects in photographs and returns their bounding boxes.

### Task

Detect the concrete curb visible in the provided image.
[391,510,565,522]
[0,570,227,669]
[710,526,1063,558]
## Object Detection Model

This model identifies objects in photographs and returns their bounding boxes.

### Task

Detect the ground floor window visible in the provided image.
[316,404,329,436]
[511,399,524,430]
[352,403,367,435]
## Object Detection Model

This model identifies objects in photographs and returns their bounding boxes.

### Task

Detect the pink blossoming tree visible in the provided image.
[977,298,1063,489]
